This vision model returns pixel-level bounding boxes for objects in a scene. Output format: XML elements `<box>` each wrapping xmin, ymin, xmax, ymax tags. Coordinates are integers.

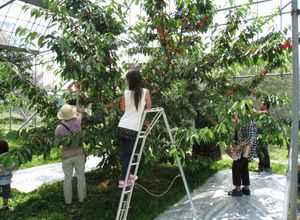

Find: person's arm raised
<box><xmin>120</xmin><ymin>94</ymin><xmax>125</xmax><ymax>112</ymax></box>
<box><xmin>145</xmin><ymin>89</ymin><xmax>152</xmax><ymax>109</ymax></box>
<box><xmin>67</xmin><ymin>82</ymin><xmax>74</xmax><ymax>92</ymax></box>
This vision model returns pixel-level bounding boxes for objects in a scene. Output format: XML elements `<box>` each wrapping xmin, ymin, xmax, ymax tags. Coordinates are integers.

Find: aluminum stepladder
<box><xmin>115</xmin><ymin>107</ymin><xmax>197</xmax><ymax>220</ymax></box>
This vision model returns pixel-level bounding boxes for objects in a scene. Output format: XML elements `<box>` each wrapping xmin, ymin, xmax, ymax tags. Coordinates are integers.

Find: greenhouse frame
<box><xmin>0</xmin><ymin>0</ymin><xmax>300</xmax><ymax>219</ymax></box>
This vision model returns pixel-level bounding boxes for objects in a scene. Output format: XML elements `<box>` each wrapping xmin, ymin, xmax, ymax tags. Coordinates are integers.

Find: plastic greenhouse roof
<box><xmin>0</xmin><ymin>0</ymin><xmax>50</xmax><ymax>52</ymax></box>
<box><xmin>0</xmin><ymin>0</ymin><xmax>293</xmax><ymax>54</ymax></box>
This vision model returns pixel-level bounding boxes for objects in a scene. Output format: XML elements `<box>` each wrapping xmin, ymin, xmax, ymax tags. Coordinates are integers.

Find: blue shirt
<box><xmin>0</xmin><ymin>163</ymin><xmax>13</xmax><ymax>185</ymax></box>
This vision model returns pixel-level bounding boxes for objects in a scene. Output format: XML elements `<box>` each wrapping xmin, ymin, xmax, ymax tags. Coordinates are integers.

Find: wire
<box><xmin>134</xmin><ymin>174</ymin><xmax>181</xmax><ymax>198</ymax></box>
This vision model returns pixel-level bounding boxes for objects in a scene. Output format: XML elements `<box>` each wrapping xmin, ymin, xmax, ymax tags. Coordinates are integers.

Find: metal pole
<box><xmin>162</xmin><ymin>112</ymin><xmax>197</xmax><ymax>219</ymax></box>
<box><xmin>9</xmin><ymin>60</ymin><xmax>12</xmax><ymax>131</ymax></box>
<box><xmin>283</xmin><ymin>0</ymin><xmax>299</xmax><ymax>219</ymax></box>
<box><xmin>17</xmin><ymin>111</ymin><xmax>37</xmax><ymax>131</ymax></box>
<box><xmin>0</xmin><ymin>0</ymin><xmax>14</xmax><ymax>10</ymax></box>
<box><xmin>34</xmin><ymin>55</ymin><xmax>37</xmax><ymax>128</ymax></box>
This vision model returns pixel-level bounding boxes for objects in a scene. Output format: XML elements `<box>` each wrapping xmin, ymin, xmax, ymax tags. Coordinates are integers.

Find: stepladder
<box><xmin>115</xmin><ymin>107</ymin><xmax>197</xmax><ymax>220</ymax></box>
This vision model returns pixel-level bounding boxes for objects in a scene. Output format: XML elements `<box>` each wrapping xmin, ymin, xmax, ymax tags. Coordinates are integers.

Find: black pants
<box><xmin>257</xmin><ymin>145</ymin><xmax>271</xmax><ymax>169</ymax></box>
<box><xmin>232</xmin><ymin>157</ymin><xmax>250</xmax><ymax>186</ymax></box>
<box><xmin>0</xmin><ymin>184</ymin><xmax>11</xmax><ymax>199</ymax></box>
<box><xmin>119</xmin><ymin>136</ymin><xmax>136</xmax><ymax>181</ymax></box>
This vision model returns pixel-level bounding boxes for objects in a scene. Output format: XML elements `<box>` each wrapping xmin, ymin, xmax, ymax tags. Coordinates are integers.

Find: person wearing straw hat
<box><xmin>55</xmin><ymin>104</ymin><xmax>86</xmax><ymax>205</ymax></box>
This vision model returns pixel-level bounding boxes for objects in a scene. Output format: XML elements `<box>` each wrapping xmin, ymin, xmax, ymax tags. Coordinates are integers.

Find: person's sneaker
<box><xmin>128</xmin><ymin>174</ymin><xmax>138</xmax><ymax>181</ymax></box>
<box><xmin>242</xmin><ymin>188</ymin><xmax>251</xmax><ymax>196</ymax></box>
<box><xmin>118</xmin><ymin>179</ymin><xmax>133</xmax><ymax>188</ymax></box>
<box><xmin>228</xmin><ymin>189</ymin><xmax>243</xmax><ymax>197</ymax></box>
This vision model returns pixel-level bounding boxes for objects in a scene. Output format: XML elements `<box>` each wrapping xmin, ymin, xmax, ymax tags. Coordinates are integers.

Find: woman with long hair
<box><xmin>117</xmin><ymin>69</ymin><xmax>152</xmax><ymax>188</ymax></box>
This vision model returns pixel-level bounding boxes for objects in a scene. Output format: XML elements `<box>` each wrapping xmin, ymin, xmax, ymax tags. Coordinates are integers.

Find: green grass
<box><xmin>0</xmin><ymin>160</ymin><xmax>232</xmax><ymax>220</ymax></box>
<box><xmin>269</xmin><ymin>145</ymin><xmax>289</xmax><ymax>163</ymax></box>
<box><xmin>0</xmin><ymin>143</ymin><xmax>293</xmax><ymax>219</ymax></box>
<box><xmin>19</xmin><ymin>148</ymin><xmax>62</xmax><ymax>169</ymax></box>
<box><xmin>0</xmin><ymin>158</ymin><xmax>289</xmax><ymax>220</ymax></box>
<box><xmin>2</xmin><ymin>139</ymin><xmax>62</xmax><ymax>170</ymax></box>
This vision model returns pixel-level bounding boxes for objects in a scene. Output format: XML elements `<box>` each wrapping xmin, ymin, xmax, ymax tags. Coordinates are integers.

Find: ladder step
<box><xmin>138</xmin><ymin>135</ymin><xmax>146</xmax><ymax>139</ymax></box>
<box><xmin>131</xmin><ymin>162</ymin><xmax>138</xmax><ymax>166</ymax></box>
<box><xmin>124</xmin><ymin>190</ymin><xmax>131</xmax><ymax>194</ymax></box>
<box><xmin>121</xmin><ymin>201</ymin><xmax>128</xmax><ymax>207</ymax></box>
<box><xmin>145</xmin><ymin>107</ymin><xmax>164</xmax><ymax>113</ymax></box>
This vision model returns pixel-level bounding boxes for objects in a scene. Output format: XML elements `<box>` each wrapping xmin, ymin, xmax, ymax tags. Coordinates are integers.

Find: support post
<box><xmin>283</xmin><ymin>1</ymin><xmax>299</xmax><ymax>219</ymax></box>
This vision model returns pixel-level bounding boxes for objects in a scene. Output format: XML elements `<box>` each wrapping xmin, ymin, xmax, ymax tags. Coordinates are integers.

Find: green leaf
<box><xmin>38</xmin><ymin>35</ymin><xmax>45</xmax><ymax>47</ymax></box>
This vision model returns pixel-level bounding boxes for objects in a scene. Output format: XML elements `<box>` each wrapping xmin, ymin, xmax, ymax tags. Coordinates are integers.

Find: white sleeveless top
<box><xmin>118</xmin><ymin>88</ymin><xmax>147</xmax><ymax>131</ymax></box>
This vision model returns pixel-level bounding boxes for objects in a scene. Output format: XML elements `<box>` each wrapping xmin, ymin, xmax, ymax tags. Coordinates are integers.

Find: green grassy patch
<box><xmin>0</xmin><ymin>159</ymin><xmax>233</xmax><ymax>220</ymax></box>
<box><xmin>269</xmin><ymin>145</ymin><xmax>289</xmax><ymax>163</ymax></box>
<box><xmin>0</xmin><ymin>157</ymin><xmax>292</xmax><ymax>219</ymax></box>
<box><xmin>19</xmin><ymin>148</ymin><xmax>62</xmax><ymax>169</ymax></box>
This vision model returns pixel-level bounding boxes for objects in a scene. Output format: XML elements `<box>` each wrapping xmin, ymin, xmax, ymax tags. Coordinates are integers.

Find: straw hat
<box><xmin>57</xmin><ymin>104</ymin><xmax>77</xmax><ymax>121</ymax></box>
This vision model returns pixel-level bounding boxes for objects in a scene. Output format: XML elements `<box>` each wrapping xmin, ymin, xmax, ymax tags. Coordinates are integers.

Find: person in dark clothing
<box><xmin>192</xmin><ymin>113</ymin><xmax>221</xmax><ymax>161</ymax></box>
<box><xmin>256</xmin><ymin>101</ymin><xmax>272</xmax><ymax>173</ymax></box>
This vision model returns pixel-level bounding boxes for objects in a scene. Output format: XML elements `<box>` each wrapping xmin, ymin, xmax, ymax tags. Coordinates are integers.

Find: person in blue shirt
<box><xmin>0</xmin><ymin>140</ymin><xmax>16</xmax><ymax>211</ymax></box>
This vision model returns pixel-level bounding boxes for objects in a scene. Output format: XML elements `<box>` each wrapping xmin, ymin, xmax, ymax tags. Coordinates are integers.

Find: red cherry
<box><xmin>260</xmin><ymin>68</ymin><xmax>268</xmax><ymax>76</ymax></box>
<box><xmin>226</xmin><ymin>91</ymin><xmax>234</xmax><ymax>96</ymax></box>
<box><xmin>83</xmin><ymin>10</ymin><xmax>91</xmax><ymax>18</ymax></box>
<box><xmin>107</xmin><ymin>104</ymin><xmax>114</xmax><ymax>109</ymax></box>
<box><xmin>106</xmin><ymin>56</ymin><xmax>112</xmax><ymax>62</ymax></box>
<box><xmin>199</xmin><ymin>20</ymin><xmax>205</xmax><ymax>29</ymax></box>
<box><xmin>283</xmin><ymin>41</ymin><xmax>292</xmax><ymax>49</ymax></box>
<box><xmin>230</xmin><ymin>85</ymin><xmax>237</xmax><ymax>89</ymax></box>
<box><xmin>181</xmin><ymin>18</ymin><xmax>188</xmax><ymax>25</ymax></box>
<box><xmin>166</xmin><ymin>44</ymin><xmax>170</xmax><ymax>49</ymax></box>
<box><xmin>165</xmin><ymin>38</ymin><xmax>171</xmax><ymax>43</ymax></box>
<box><xmin>160</xmin><ymin>33</ymin><xmax>167</xmax><ymax>38</ymax></box>
<box><xmin>282</xmin><ymin>41</ymin><xmax>292</xmax><ymax>50</ymax></box>
<box><xmin>156</xmin><ymin>26</ymin><xmax>162</xmax><ymax>33</ymax></box>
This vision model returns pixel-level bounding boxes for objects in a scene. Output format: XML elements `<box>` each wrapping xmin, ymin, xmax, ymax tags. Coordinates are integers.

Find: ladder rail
<box><xmin>162</xmin><ymin>112</ymin><xmax>197</xmax><ymax>219</ymax></box>
<box><xmin>123</xmin><ymin>133</ymin><xmax>148</xmax><ymax>220</ymax></box>
<box><xmin>145</xmin><ymin>111</ymin><xmax>163</xmax><ymax>136</ymax></box>
<box><xmin>116</xmin><ymin>109</ymin><xmax>159</xmax><ymax>220</ymax></box>
<box><xmin>116</xmin><ymin>108</ymin><xmax>197</xmax><ymax>220</ymax></box>
<box><xmin>144</xmin><ymin>107</ymin><xmax>164</xmax><ymax>113</ymax></box>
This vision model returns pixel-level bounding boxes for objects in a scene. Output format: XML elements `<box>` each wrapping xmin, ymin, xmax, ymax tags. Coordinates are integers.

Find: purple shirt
<box><xmin>55</xmin><ymin>117</ymin><xmax>84</xmax><ymax>159</ymax></box>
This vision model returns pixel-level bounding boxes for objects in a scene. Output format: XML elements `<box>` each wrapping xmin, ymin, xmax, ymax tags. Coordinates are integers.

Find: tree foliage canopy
<box><xmin>0</xmin><ymin>0</ymin><xmax>291</xmax><ymax>169</ymax></box>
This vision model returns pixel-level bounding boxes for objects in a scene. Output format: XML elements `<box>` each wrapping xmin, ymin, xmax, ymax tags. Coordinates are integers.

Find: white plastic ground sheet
<box><xmin>155</xmin><ymin>170</ymin><xmax>285</xmax><ymax>220</ymax></box>
<box><xmin>11</xmin><ymin>155</ymin><xmax>102</xmax><ymax>193</ymax></box>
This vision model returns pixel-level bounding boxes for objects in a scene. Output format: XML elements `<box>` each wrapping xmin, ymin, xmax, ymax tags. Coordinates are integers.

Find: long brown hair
<box><xmin>126</xmin><ymin>70</ymin><xmax>144</xmax><ymax>110</ymax></box>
